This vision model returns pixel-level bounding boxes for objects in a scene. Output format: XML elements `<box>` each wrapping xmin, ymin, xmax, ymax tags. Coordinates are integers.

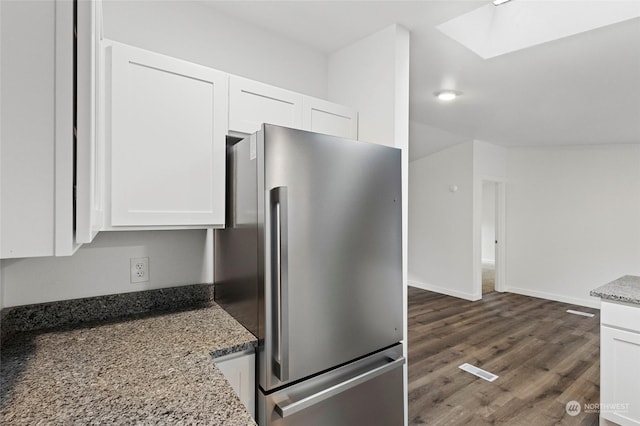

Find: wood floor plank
<box><xmin>408</xmin><ymin>285</ymin><xmax>600</xmax><ymax>426</ymax></box>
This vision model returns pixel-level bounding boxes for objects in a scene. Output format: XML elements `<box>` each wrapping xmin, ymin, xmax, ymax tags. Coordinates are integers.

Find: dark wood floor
<box><xmin>408</xmin><ymin>278</ymin><xmax>600</xmax><ymax>425</ymax></box>
<box><xmin>482</xmin><ymin>264</ymin><xmax>495</xmax><ymax>295</ymax></box>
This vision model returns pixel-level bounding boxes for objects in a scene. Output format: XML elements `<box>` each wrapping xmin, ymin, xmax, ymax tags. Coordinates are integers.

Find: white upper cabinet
<box><xmin>0</xmin><ymin>0</ymin><xmax>76</xmax><ymax>259</ymax></box>
<box><xmin>302</xmin><ymin>96</ymin><xmax>358</xmax><ymax>140</ymax></box>
<box><xmin>229</xmin><ymin>75</ymin><xmax>303</xmax><ymax>134</ymax></box>
<box><xmin>75</xmin><ymin>0</ymin><xmax>103</xmax><ymax>244</ymax></box>
<box><xmin>107</xmin><ymin>43</ymin><xmax>228</xmax><ymax>227</ymax></box>
<box><xmin>1</xmin><ymin>0</ymin><xmax>360</xmax><ymax>254</ymax></box>
<box><xmin>228</xmin><ymin>75</ymin><xmax>358</xmax><ymax>139</ymax></box>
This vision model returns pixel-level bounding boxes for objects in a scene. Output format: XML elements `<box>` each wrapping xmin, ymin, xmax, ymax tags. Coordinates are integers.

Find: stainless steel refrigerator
<box><xmin>215</xmin><ymin>124</ymin><xmax>404</xmax><ymax>425</ymax></box>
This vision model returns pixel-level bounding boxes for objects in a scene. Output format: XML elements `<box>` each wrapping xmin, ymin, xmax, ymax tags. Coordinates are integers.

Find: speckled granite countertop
<box><xmin>590</xmin><ymin>275</ymin><xmax>640</xmax><ymax>305</ymax></box>
<box><xmin>1</xmin><ymin>304</ymin><xmax>257</xmax><ymax>425</ymax></box>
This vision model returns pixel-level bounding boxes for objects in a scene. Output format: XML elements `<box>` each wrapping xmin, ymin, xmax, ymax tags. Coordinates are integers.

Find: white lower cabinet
<box><xmin>215</xmin><ymin>350</ymin><xmax>256</xmax><ymax>419</ymax></box>
<box><xmin>600</xmin><ymin>301</ymin><xmax>640</xmax><ymax>426</ymax></box>
<box><xmin>106</xmin><ymin>43</ymin><xmax>228</xmax><ymax>228</ymax></box>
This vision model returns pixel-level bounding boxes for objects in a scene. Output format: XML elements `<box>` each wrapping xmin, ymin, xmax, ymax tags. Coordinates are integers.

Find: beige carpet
<box><xmin>482</xmin><ymin>262</ymin><xmax>495</xmax><ymax>294</ymax></box>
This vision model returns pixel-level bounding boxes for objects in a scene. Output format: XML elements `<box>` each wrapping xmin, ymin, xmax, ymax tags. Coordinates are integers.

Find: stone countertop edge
<box><xmin>0</xmin><ymin>283</ymin><xmax>217</xmax><ymax>339</ymax></box>
<box><xmin>1</xmin><ymin>302</ymin><xmax>258</xmax><ymax>425</ymax></box>
<box><xmin>590</xmin><ymin>275</ymin><xmax>640</xmax><ymax>305</ymax></box>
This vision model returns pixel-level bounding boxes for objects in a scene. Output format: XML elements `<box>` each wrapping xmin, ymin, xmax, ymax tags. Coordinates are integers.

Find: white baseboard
<box><xmin>505</xmin><ymin>286</ymin><xmax>601</xmax><ymax>309</ymax></box>
<box><xmin>408</xmin><ymin>280</ymin><xmax>480</xmax><ymax>302</ymax></box>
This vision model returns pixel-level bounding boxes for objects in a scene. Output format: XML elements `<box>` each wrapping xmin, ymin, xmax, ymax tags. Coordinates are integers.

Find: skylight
<box><xmin>437</xmin><ymin>0</ymin><xmax>640</xmax><ymax>59</ymax></box>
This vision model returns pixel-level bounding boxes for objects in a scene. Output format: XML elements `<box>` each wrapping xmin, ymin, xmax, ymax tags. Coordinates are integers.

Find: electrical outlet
<box><xmin>130</xmin><ymin>257</ymin><xmax>149</xmax><ymax>283</ymax></box>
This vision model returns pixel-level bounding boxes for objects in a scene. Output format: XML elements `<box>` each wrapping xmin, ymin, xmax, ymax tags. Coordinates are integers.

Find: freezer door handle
<box><xmin>274</xmin><ymin>355</ymin><xmax>405</xmax><ymax>418</ymax></box>
<box><xmin>270</xmin><ymin>186</ymin><xmax>289</xmax><ymax>382</ymax></box>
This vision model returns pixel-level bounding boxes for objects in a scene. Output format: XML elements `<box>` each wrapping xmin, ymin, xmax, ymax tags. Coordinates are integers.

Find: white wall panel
<box><xmin>102</xmin><ymin>0</ymin><xmax>327</xmax><ymax>99</ymax></box>
<box><xmin>505</xmin><ymin>144</ymin><xmax>640</xmax><ymax>308</ymax></box>
<box><xmin>408</xmin><ymin>142</ymin><xmax>476</xmax><ymax>300</ymax></box>
<box><xmin>328</xmin><ymin>25</ymin><xmax>398</xmax><ymax>147</ymax></box>
<box><xmin>2</xmin><ymin>230</ymin><xmax>211</xmax><ymax>307</ymax></box>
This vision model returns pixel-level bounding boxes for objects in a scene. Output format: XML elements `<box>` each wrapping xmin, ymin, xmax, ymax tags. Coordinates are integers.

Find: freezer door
<box><xmin>259</xmin><ymin>345</ymin><xmax>405</xmax><ymax>426</ymax></box>
<box><xmin>261</xmin><ymin>125</ymin><xmax>403</xmax><ymax>390</ymax></box>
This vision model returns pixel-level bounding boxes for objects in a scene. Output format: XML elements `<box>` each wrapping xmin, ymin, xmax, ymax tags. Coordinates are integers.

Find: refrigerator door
<box><xmin>261</xmin><ymin>125</ymin><xmax>403</xmax><ymax>390</ymax></box>
<box><xmin>259</xmin><ymin>345</ymin><xmax>404</xmax><ymax>426</ymax></box>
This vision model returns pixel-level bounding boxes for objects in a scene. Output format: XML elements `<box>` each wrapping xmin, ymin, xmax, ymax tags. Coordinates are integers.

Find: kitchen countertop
<box><xmin>590</xmin><ymin>275</ymin><xmax>640</xmax><ymax>305</ymax></box>
<box><xmin>0</xmin><ymin>303</ymin><xmax>257</xmax><ymax>425</ymax></box>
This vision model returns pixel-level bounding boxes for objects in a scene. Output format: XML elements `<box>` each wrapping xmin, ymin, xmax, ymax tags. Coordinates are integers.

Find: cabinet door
<box><xmin>108</xmin><ymin>43</ymin><xmax>228</xmax><ymax>227</ymax></box>
<box><xmin>229</xmin><ymin>75</ymin><xmax>302</xmax><ymax>134</ymax></box>
<box><xmin>215</xmin><ymin>350</ymin><xmax>256</xmax><ymax>419</ymax></box>
<box><xmin>601</xmin><ymin>325</ymin><xmax>640</xmax><ymax>425</ymax></box>
<box><xmin>76</xmin><ymin>0</ymin><xmax>102</xmax><ymax>244</ymax></box>
<box><xmin>302</xmin><ymin>96</ymin><xmax>358</xmax><ymax>139</ymax></box>
<box><xmin>1</xmin><ymin>0</ymin><xmax>76</xmax><ymax>258</ymax></box>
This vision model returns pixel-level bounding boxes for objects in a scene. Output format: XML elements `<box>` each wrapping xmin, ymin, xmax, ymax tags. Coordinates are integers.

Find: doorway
<box><xmin>481</xmin><ymin>181</ymin><xmax>497</xmax><ymax>295</ymax></box>
<box><xmin>476</xmin><ymin>178</ymin><xmax>505</xmax><ymax>298</ymax></box>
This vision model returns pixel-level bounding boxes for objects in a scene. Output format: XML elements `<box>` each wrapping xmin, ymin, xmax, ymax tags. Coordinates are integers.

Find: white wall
<box><xmin>409</xmin><ymin>140</ymin><xmax>506</xmax><ymax>300</ymax></box>
<box><xmin>1</xmin><ymin>230</ymin><xmax>213</xmax><ymax>307</ymax></box>
<box><xmin>102</xmin><ymin>0</ymin><xmax>327</xmax><ymax>98</ymax></box>
<box><xmin>408</xmin><ymin>142</ymin><xmax>475</xmax><ymax>300</ymax></box>
<box><xmin>0</xmin><ymin>1</ymin><xmax>4</xmax><ymax>311</ymax></box>
<box><xmin>474</xmin><ymin>140</ymin><xmax>508</xmax><ymax>178</ymax></box>
<box><xmin>482</xmin><ymin>182</ymin><xmax>496</xmax><ymax>263</ymax></box>
<box><xmin>506</xmin><ymin>144</ymin><xmax>640</xmax><ymax>308</ymax></box>
<box><xmin>328</xmin><ymin>25</ymin><xmax>405</xmax><ymax>147</ymax></box>
<box><xmin>409</xmin><ymin>120</ymin><xmax>471</xmax><ymax>162</ymax></box>
<box><xmin>0</xmin><ymin>1</ymin><xmax>329</xmax><ymax>308</ymax></box>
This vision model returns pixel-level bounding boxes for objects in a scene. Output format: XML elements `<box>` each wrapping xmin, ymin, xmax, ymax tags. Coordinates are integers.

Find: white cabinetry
<box><xmin>229</xmin><ymin>75</ymin><xmax>302</xmax><ymax>135</ymax></box>
<box><xmin>600</xmin><ymin>300</ymin><xmax>640</xmax><ymax>425</ymax></box>
<box><xmin>76</xmin><ymin>0</ymin><xmax>102</xmax><ymax>244</ymax></box>
<box><xmin>0</xmin><ymin>0</ymin><xmax>76</xmax><ymax>258</ymax></box>
<box><xmin>1</xmin><ymin>1</ymin><xmax>360</xmax><ymax>253</ymax></box>
<box><xmin>215</xmin><ymin>349</ymin><xmax>256</xmax><ymax>419</ymax></box>
<box><xmin>229</xmin><ymin>75</ymin><xmax>358</xmax><ymax>139</ymax></box>
<box><xmin>106</xmin><ymin>43</ymin><xmax>228</xmax><ymax>227</ymax></box>
<box><xmin>302</xmin><ymin>96</ymin><xmax>358</xmax><ymax>139</ymax></box>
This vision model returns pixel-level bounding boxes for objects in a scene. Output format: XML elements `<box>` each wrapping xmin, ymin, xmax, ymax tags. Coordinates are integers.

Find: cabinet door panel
<box><xmin>601</xmin><ymin>326</ymin><xmax>640</xmax><ymax>425</ymax></box>
<box><xmin>76</xmin><ymin>0</ymin><xmax>102</xmax><ymax>244</ymax></box>
<box><xmin>215</xmin><ymin>351</ymin><xmax>256</xmax><ymax>419</ymax></box>
<box><xmin>0</xmin><ymin>0</ymin><xmax>56</xmax><ymax>258</ymax></box>
<box><xmin>302</xmin><ymin>96</ymin><xmax>358</xmax><ymax>139</ymax></box>
<box><xmin>109</xmin><ymin>44</ymin><xmax>227</xmax><ymax>227</ymax></box>
<box><xmin>229</xmin><ymin>76</ymin><xmax>302</xmax><ymax>134</ymax></box>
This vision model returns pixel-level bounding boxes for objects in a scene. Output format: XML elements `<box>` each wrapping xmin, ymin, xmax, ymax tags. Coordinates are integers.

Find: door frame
<box><xmin>473</xmin><ymin>176</ymin><xmax>506</xmax><ymax>298</ymax></box>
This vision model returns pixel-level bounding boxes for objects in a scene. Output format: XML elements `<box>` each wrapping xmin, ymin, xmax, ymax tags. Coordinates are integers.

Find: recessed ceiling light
<box><xmin>493</xmin><ymin>0</ymin><xmax>513</xmax><ymax>6</ymax></box>
<box><xmin>435</xmin><ymin>90</ymin><xmax>462</xmax><ymax>101</ymax></box>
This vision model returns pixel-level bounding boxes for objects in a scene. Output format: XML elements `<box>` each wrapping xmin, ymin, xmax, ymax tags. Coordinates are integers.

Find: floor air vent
<box><xmin>458</xmin><ymin>363</ymin><xmax>499</xmax><ymax>382</ymax></box>
<box><xmin>566</xmin><ymin>309</ymin><xmax>595</xmax><ymax>318</ymax></box>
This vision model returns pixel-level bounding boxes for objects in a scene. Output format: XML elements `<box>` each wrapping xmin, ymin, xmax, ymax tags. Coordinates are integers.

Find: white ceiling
<box><xmin>201</xmin><ymin>1</ymin><xmax>640</xmax><ymax>160</ymax></box>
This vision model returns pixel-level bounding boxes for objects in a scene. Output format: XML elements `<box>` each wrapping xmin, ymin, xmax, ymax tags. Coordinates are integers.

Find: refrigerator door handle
<box><xmin>274</xmin><ymin>355</ymin><xmax>405</xmax><ymax>418</ymax></box>
<box><xmin>270</xmin><ymin>186</ymin><xmax>289</xmax><ymax>382</ymax></box>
